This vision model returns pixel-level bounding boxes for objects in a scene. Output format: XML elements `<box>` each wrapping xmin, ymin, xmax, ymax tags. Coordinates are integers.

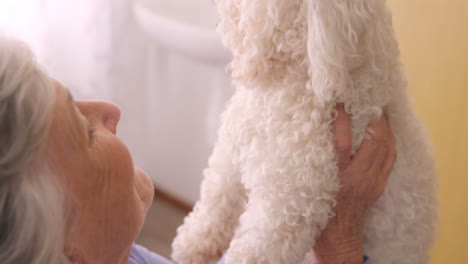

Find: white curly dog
<box><xmin>172</xmin><ymin>0</ymin><xmax>437</xmax><ymax>263</ymax></box>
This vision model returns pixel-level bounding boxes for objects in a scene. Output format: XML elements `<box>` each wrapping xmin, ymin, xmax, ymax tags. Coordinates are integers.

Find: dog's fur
<box><xmin>172</xmin><ymin>0</ymin><xmax>437</xmax><ymax>263</ymax></box>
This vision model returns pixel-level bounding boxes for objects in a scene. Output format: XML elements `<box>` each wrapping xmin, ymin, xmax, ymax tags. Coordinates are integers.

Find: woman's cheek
<box><xmin>87</xmin><ymin>134</ymin><xmax>136</xmax><ymax>194</ymax></box>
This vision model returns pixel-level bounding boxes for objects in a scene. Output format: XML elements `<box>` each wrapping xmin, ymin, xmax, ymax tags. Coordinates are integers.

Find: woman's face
<box><xmin>47</xmin><ymin>81</ymin><xmax>154</xmax><ymax>263</ymax></box>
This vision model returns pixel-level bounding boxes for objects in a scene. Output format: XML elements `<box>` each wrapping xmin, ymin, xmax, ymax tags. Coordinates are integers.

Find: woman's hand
<box><xmin>313</xmin><ymin>105</ymin><xmax>397</xmax><ymax>264</ymax></box>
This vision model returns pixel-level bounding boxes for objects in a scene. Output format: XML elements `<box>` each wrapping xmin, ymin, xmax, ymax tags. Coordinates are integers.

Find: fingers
<box><xmin>333</xmin><ymin>104</ymin><xmax>352</xmax><ymax>169</ymax></box>
<box><xmin>350</xmin><ymin>137</ymin><xmax>382</xmax><ymax>173</ymax></box>
<box><xmin>368</xmin><ymin>142</ymin><xmax>388</xmax><ymax>175</ymax></box>
<box><xmin>350</xmin><ymin>115</ymin><xmax>393</xmax><ymax>175</ymax></box>
<box><xmin>367</xmin><ymin>113</ymin><xmax>391</xmax><ymax>143</ymax></box>
<box><xmin>371</xmin><ymin>119</ymin><xmax>396</xmax><ymax>198</ymax></box>
<box><xmin>349</xmin><ymin>115</ymin><xmax>397</xmax><ymax>200</ymax></box>
<box><xmin>380</xmin><ymin>119</ymin><xmax>397</xmax><ymax>184</ymax></box>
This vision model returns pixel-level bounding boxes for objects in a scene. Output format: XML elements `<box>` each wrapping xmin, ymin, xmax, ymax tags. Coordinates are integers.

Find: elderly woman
<box><xmin>0</xmin><ymin>35</ymin><xmax>395</xmax><ymax>264</ymax></box>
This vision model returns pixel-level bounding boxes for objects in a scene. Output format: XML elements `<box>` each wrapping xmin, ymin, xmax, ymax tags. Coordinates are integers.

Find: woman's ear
<box><xmin>66</xmin><ymin>247</ymin><xmax>88</xmax><ymax>264</ymax></box>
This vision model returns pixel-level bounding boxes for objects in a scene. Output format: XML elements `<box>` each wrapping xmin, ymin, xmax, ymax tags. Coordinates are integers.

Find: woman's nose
<box><xmin>76</xmin><ymin>101</ymin><xmax>121</xmax><ymax>135</ymax></box>
<box><xmin>101</xmin><ymin>102</ymin><xmax>121</xmax><ymax>135</ymax></box>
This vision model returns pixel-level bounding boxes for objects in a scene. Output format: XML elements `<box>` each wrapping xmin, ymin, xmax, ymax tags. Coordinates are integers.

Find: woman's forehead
<box><xmin>54</xmin><ymin>81</ymin><xmax>72</xmax><ymax>105</ymax></box>
<box><xmin>48</xmin><ymin>82</ymin><xmax>85</xmax><ymax>152</ymax></box>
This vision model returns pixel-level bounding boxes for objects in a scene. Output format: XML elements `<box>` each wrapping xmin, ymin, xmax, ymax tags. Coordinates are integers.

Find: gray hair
<box><xmin>0</xmin><ymin>34</ymin><xmax>68</xmax><ymax>263</ymax></box>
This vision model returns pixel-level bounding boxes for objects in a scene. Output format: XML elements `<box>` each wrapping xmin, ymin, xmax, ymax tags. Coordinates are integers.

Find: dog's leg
<box><xmin>225</xmin><ymin>169</ymin><xmax>339</xmax><ymax>264</ymax></box>
<box><xmin>171</xmin><ymin>141</ymin><xmax>245</xmax><ymax>264</ymax></box>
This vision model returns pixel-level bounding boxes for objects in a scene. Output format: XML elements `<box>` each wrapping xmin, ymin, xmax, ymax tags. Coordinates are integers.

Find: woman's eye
<box><xmin>87</xmin><ymin>120</ymin><xmax>96</xmax><ymax>143</ymax></box>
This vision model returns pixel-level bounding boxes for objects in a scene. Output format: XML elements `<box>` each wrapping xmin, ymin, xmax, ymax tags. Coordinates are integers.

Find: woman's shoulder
<box><xmin>129</xmin><ymin>244</ymin><xmax>173</xmax><ymax>264</ymax></box>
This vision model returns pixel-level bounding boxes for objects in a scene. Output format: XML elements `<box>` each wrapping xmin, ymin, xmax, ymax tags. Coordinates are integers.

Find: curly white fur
<box><xmin>172</xmin><ymin>0</ymin><xmax>437</xmax><ymax>263</ymax></box>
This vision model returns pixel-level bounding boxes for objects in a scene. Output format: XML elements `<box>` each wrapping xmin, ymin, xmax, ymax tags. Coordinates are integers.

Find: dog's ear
<box><xmin>305</xmin><ymin>0</ymin><xmax>358</xmax><ymax>103</ymax></box>
<box><xmin>305</xmin><ymin>0</ymin><xmax>398</xmax><ymax>106</ymax></box>
<box><xmin>305</xmin><ymin>0</ymin><xmax>386</xmax><ymax>104</ymax></box>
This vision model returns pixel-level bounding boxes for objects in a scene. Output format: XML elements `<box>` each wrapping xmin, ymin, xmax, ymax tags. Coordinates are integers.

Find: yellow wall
<box><xmin>387</xmin><ymin>0</ymin><xmax>468</xmax><ymax>263</ymax></box>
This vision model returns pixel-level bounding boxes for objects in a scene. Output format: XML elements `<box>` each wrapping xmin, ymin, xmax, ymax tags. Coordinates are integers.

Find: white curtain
<box><xmin>0</xmin><ymin>0</ymin><xmax>234</xmax><ymax>204</ymax></box>
<box><xmin>0</xmin><ymin>0</ymin><xmax>114</xmax><ymax>99</ymax></box>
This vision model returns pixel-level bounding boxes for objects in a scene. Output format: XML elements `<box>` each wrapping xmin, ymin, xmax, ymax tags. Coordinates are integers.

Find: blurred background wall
<box><xmin>0</xmin><ymin>0</ymin><xmax>235</xmax><ymax>204</ymax></box>
<box><xmin>387</xmin><ymin>0</ymin><xmax>468</xmax><ymax>263</ymax></box>
<box><xmin>0</xmin><ymin>0</ymin><xmax>466</xmax><ymax>263</ymax></box>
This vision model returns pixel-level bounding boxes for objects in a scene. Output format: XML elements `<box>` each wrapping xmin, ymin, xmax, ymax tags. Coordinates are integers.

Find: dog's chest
<box><xmin>223</xmin><ymin>87</ymin><xmax>374</xmax><ymax>176</ymax></box>
<box><xmin>227</xmin><ymin>88</ymin><xmax>320</xmax><ymax>143</ymax></box>
<box><xmin>222</xmin><ymin>89</ymin><xmax>337</xmax><ymax>178</ymax></box>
